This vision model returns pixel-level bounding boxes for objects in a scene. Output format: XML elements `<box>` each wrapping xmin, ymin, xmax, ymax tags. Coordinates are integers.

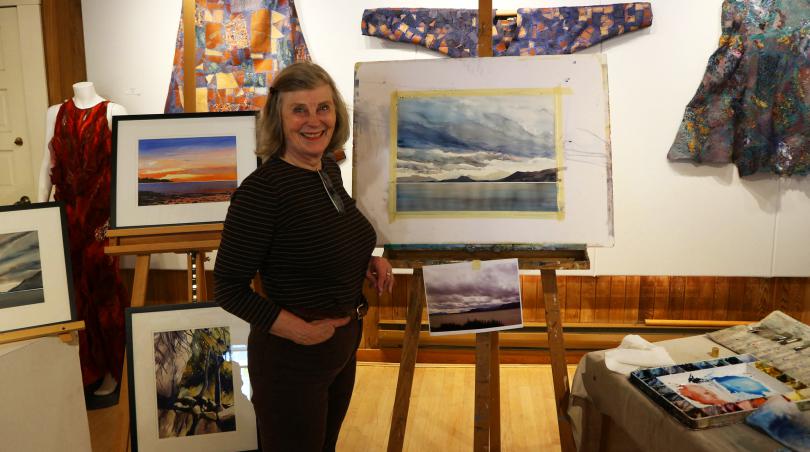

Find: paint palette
<box><xmin>630</xmin><ymin>354</ymin><xmax>810</xmax><ymax>429</ymax></box>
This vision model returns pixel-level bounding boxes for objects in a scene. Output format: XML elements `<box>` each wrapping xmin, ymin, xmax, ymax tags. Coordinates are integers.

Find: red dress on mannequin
<box><xmin>49</xmin><ymin>99</ymin><xmax>128</xmax><ymax>387</ymax></box>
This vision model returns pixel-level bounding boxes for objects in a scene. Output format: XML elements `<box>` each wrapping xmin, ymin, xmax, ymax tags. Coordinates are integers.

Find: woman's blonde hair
<box><xmin>255</xmin><ymin>62</ymin><xmax>349</xmax><ymax>162</ymax></box>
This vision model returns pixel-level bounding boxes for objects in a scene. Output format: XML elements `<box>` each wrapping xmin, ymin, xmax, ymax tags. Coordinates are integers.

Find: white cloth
<box><xmin>604</xmin><ymin>334</ymin><xmax>676</xmax><ymax>375</ymax></box>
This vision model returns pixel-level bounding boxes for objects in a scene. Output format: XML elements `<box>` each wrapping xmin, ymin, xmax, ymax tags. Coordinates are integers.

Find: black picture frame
<box><xmin>0</xmin><ymin>202</ymin><xmax>76</xmax><ymax>333</ymax></box>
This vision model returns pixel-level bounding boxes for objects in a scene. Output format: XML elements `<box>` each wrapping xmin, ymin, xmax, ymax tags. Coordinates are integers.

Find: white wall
<box><xmin>81</xmin><ymin>0</ymin><xmax>810</xmax><ymax>276</ymax></box>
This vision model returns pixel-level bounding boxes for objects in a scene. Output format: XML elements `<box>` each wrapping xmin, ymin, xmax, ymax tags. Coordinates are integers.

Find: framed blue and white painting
<box><xmin>0</xmin><ymin>202</ymin><xmax>76</xmax><ymax>333</ymax></box>
<box><xmin>353</xmin><ymin>56</ymin><xmax>613</xmax><ymax>246</ymax></box>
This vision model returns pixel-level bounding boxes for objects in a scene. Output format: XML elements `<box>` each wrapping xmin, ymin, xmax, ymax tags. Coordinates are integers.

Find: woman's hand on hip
<box><xmin>270</xmin><ymin>309</ymin><xmax>351</xmax><ymax>345</ymax></box>
<box><xmin>366</xmin><ymin>256</ymin><xmax>395</xmax><ymax>295</ymax></box>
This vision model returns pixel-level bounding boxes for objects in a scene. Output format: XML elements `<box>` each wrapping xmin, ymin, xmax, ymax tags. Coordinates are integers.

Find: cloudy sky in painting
<box><xmin>396</xmin><ymin>94</ymin><xmax>556</xmax><ymax>181</ymax></box>
<box><xmin>424</xmin><ymin>259</ymin><xmax>521</xmax><ymax>315</ymax></box>
<box><xmin>0</xmin><ymin>231</ymin><xmax>42</xmax><ymax>293</ymax></box>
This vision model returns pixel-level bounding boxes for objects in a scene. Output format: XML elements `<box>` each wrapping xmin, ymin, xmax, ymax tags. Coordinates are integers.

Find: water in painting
<box><xmin>153</xmin><ymin>326</ymin><xmax>237</xmax><ymax>438</ymax></box>
<box><xmin>138</xmin><ymin>136</ymin><xmax>238</xmax><ymax>206</ymax></box>
<box><xmin>396</xmin><ymin>92</ymin><xmax>559</xmax><ymax>213</ymax></box>
<box><xmin>424</xmin><ymin>259</ymin><xmax>523</xmax><ymax>335</ymax></box>
<box><xmin>0</xmin><ymin>231</ymin><xmax>44</xmax><ymax>309</ymax></box>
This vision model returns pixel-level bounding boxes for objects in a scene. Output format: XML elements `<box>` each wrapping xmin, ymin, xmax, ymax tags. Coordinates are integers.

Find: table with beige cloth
<box><xmin>568</xmin><ymin>335</ymin><xmax>786</xmax><ymax>452</ymax></box>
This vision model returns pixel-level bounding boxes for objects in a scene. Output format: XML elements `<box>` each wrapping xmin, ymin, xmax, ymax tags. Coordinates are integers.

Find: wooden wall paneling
<box><xmin>204</xmin><ymin>269</ymin><xmax>215</xmax><ymax>301</ymax></box>
<box><xmin>41</xmin><ymin>0</ymin><xmax>87</xmax><ymax>105</ymax></box>
<box><xmin>536</xmin><ymin>276</ymin><xmax>546</xmax><ymax>322</ymax></box>
<box><xmin>668</xmin><ymin>277</ymin><xmax>685</xmax><ymax>320</ymax></box>
<box><xmin>608</xmin><ymin>276</ymin><xmax>626</xmax><ymax>324</ymax></box>
<box><xmin>713</xmin><ymin>277</ymin><xmax>730</xmax><ymax>320</ymax></box>
<box><xmin>697</xmin><ymin>277</ymin><xmax>715</xmax><ymax>320</ymax></box>
<box><xmin>398</xmin><ymin>274</ymin><xmax>412</xmax><ymax>321</ymax></box>
<box><xmin>362</xmin><ymin>283</ymin><xmax>380</xmax><ymax>348</ymax></box>
<box><xmin>786</xmin><ymin>277</ymin><xmax>807</xmax><ymax>320</ymax></box>
<box><xmin>772</xmin><ymin>277</ymin><xmax>810</xmax><ymax>321</ymax></box>
<box><xmin>122</xmin><ymin>270</ymin><xmax>810</xmax><ymax>331</ymax></box>
<box><xmin>624</xmin><ymin>276</ymin><xmax>641</xmax><ymax>324</ymax></box>
<box><xmin>594</xmin><ymin>276</ymin><xmax>611</xmax><ymax>323</ymax></box>
<box><xmin>381</xmin><ymin>274</ymin><xmax>399</xmax><ymax>320</ymax></box>
<box><xmin>746</xmin><ymin>277</ymin><xmax>773</xmax><ymax>321</ymax></box>
<box><xmin>727</xmin><ymin>277</ymin><xmax>748</xmax><ymax>320</ymax></box>
<box><xmin>521</xmin><ymin>275</ymin><xmax>541</xmax><ymax>322</ymax></box>
<box><xmin>683</xmin><ymin>277</ymin><xmax>699</xmax><ymax>320</ymax></box>
<box><xmin>797</xmin><ymin>278</ymin><xmax>810</xmax><ymax>324</ymax></box>
<box><xmin>772</xmin><ymin>278</ymin><xmax>791</xmax><ymax>318</ymax></box>
<box><xmin>564</xmin><ymin>276</ymin><xmax>582</xmax><ymax>324</ymax></box>
<box><xmin>557</xmin><ymin>276</ymin><xmax>567</xmax><ymax>324</ymax></box>
<box><xmin>638</xmin><ymin>276</ymin><xmax>656</xmax><ymax>321</ymax></box>
<box><xmin>579</xmin><ymin>277</ymin><xmax>596</xmax><ymax>323</ymax></box>
<box><xmin>652</xmin><ymin>277</ymin><xmax>670</xmax><ymax>320</ymax></box>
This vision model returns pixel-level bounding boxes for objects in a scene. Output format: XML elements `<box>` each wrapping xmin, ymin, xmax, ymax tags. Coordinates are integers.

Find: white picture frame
<box><xmin>353</xmin><ymin>55</ymin><xmax>614</xmax><ymax>246</ymax></box>
<box><xmin>0</xmin><ymin>202</ymin><xmax>76</xmax><ymax>333</ymax></box>
<box><xmin>111</xmin><ymin>112</ymin><xmax>258</xmax><ymax>228</ymax></box>
<box><xmin>126</xmin><ymin>302</ymin><xmax>257</xmax><ymax>452</ymax></box>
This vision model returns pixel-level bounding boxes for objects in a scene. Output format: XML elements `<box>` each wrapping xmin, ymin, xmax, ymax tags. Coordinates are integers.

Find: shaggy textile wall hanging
<box><xmin>165</xmin><ymin>0</ymin><xmax>310</xmax><ymax>113</ymax></box>
<box><xmin>360</xmin><ymin>3</ymin><xmax>653</xmax><ymax>58</ymax></box>
<box><xmin>667</xmin><ymin>0</ymin><xmax>809</xmax><ymax>176</ymax></box>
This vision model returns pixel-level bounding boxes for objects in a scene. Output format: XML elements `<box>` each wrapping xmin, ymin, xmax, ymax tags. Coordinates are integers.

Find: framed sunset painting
<box><xmin>112</xmin><ymin>112</ymin><xmax>258</xmax><ymax>228</ymax></box>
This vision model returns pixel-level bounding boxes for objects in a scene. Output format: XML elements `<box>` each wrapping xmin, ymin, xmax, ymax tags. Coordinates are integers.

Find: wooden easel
<box><xmin>0</xmin><ymin>320</ymin><xmax>85</xmax><ymax>346</ymax></box>
<box><xmin>104</xmin><ymin>223</ymin><xmax>222</xmax><ymax>451</ymax></box>
<box><xmin>105</xmin><ymin>223</ymin><xmax>222</xmax><ymax>307</ymax></box>
<box><xmin>384</xmin><ymin>246</ymin><xmax>589</xmax><ymax>452</ymax></box>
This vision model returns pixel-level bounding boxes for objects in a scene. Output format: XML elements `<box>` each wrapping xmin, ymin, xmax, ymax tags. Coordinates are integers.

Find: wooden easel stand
<box><xmin>0</xmin><ymin>320</ymin><xmax>85</xmax><ymax>346</ymax></box>
<box><xmin>105</xmin><ymin>223</ymin><xmax>221</xmax><ymax>307</ymax></box>
<box><xmin>384</xmin><ymin>248</ymin><xmax>587</xmax><ymax>452</ymax></box>
<box><xmin>104</xmin><ymin>223</ymin><xmax>223</xmax><ymax>452</ymax></box>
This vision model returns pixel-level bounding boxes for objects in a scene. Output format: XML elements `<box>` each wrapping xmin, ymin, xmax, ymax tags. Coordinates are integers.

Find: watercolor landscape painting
<box><xmin>423</xmin><ymin>259</ymin><xmax>523</xmax><ymax>336</ymax></box>
<box><xmin>153</xmin><ymin>326</ymin><xmax>236</xmax><ymax>438</ymax></box>
<box><xmin>138</xmin><ymin>136</ymin><xmax>238</xmax><ymax>206</ymax></box>
<box><xmin>394</xmin><ymin>91</ymin><xmax>560</xmax><ymax>214</ymax></box>
<box><xmin>0</xmin><ymin>231</ymin><xmax>44</xmax><ymax>309</ymax></box>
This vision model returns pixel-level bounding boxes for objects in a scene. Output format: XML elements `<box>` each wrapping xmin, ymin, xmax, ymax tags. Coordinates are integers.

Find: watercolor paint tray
<box><xmin>630</xmin><ymin>354</ymin><xmax>810</xmax><ymax>429</ymax></box>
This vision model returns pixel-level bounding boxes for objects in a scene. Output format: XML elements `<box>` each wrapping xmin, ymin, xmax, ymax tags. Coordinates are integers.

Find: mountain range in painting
<box><xmin>0</xmin><ymin>230</ymin><xmax>45</xmax><ymax>309</ymax></box>
<box><xmin>398</xmin><ymin>168</ymin><xmax>557</xmax><ymax>183</ymax></box>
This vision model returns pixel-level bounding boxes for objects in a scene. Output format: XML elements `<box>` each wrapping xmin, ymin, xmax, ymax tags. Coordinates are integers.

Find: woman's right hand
<box><xmin>269</xmin><ymin>309</ymin><xmax>351</xmax><ymax>345</ymax></box>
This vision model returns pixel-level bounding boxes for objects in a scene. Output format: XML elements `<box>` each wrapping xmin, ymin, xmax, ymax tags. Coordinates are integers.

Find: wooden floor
<box><xmin>88</xmin><ymin>363</ymin><xmax>577</xmax><ymax>452</ymax></box>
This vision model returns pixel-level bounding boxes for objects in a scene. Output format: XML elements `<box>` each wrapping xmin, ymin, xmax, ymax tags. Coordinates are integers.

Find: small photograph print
<box><xmin>0</xmin><ymin>231</ymin><xmax>44</xmax><ymax>309</ymax></box>
<box><xmin>154</xmin><ymin>326</ymin><xmax>236</xmax><ymax>438</ymax></box>
<box><xmin>658</xmin><ymin>362</ymin><xmax>791</xmax><ymax>409</ymax></box>
<box><xmin>423</xmin><ymin>258</ymin><xmax>523</xmax><ymax>336</ymax></box>
<box><xmin>138</xmin><ymin>136</ymin><xmax>238</xmax><ymax>206</ymax></box>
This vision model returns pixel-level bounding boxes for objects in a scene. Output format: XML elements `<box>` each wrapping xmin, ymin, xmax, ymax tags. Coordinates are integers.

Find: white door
<box><xmin>0</xmin><ymin>7</ymin><xmax>33</xmax><ymax>205</ymax></box>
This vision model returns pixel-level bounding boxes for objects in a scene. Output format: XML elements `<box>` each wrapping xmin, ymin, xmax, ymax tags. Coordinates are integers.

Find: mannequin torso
<box><xmin>38</xmin><ymin>81</ymin><xmax>129</xmax><ymax>399</ymax></box>
<box><xmin>38</xmin><ymin>82</ymin><xmax>127</xmax><ymax>202</ymax></box>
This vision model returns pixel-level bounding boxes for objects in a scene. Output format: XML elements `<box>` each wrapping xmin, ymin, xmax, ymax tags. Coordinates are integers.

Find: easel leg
<box><xmin>541</xmin><ymin>269</ymin><xmax>576</xmax><ymax>452</ymax></box>
<box><xmin>120</xmin><ymin>254</ymin><xmax>151</xmax><ymax>451</ymax></box>
<box><xmin>490</xmin><ymin>332</ymin><xmax>500</xmax><ymax>452</ymax></box>
<box><xmin>473</xmin><ymin>333</ymin><xmax>500</xmax><ymax>452</ymax></box>
<box><xmin>387</xmin><ymin>269</ymin><xmax>424</xmax><ymax>452</ymax></box>
<box><xmin>131</xmin><ymin>254</ymin><xmax>151</xmax><ymax>308</ymax></box>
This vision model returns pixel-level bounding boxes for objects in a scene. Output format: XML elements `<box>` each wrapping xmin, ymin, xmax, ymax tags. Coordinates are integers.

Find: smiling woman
<box><xmin>214</xmin><ymin>62</ymin><xmax>394</xmax><ymax>452</ymax></box>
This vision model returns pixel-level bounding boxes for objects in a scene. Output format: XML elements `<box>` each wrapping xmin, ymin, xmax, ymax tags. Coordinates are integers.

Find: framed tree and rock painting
<box><xmin>112</xmin><ymin>112</ymin><xmax>258</xmax><ymax>229</ymax></box>
<box><xmin>353</xmin><ymin>55</ymin><xmax>614</xmax><ymax>246</ymax></box>
<box><xmin>126</xmin><ymin>302</ymin><xmax>256</xmax><ymax>452</ymax></box>
<box><xmin>0</xmin><ymin>202</ymin><xmax>76</xmax><ymax>333</ymax></box>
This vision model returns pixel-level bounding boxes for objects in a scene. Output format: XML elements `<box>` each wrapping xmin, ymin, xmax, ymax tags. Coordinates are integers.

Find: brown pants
<box><xmin>247</xmin><ymin>318</ymin><xmax>361</xmax><ymax>452</ymax></box>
